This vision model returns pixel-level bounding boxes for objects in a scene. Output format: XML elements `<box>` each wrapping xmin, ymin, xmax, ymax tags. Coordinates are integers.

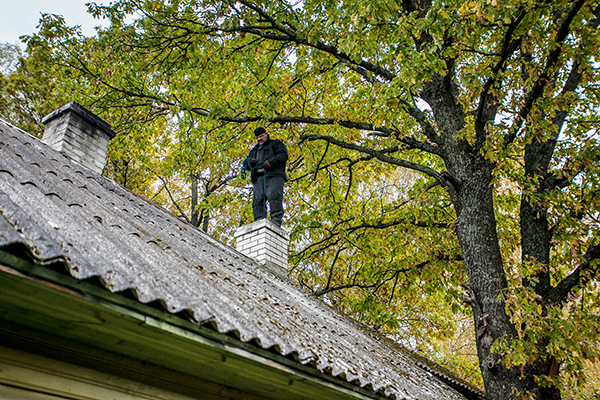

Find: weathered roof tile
<box><xmin>0</xmin><ymin>119</ymin><xmax>474</xmax><ymax>400</ymax></box>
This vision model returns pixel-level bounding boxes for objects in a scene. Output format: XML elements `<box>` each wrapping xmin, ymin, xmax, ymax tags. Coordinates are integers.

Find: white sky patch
<box><xmin>0</xmin><ymin>0</ymin><xmax>108</xmax><ymax>48</ymax></box>
<box><xmin>416</xmin><ymin>98</ymin><xmax>431</xmax><ymax>112</ymax></box>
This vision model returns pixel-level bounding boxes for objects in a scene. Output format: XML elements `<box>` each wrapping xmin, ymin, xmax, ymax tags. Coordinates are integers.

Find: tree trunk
<box><xmin>201</xmin><ymin>210</ymin><xmax>209</xmax><ymax>232</ymax></box>
<box><xmin>191</xmin><ymin>175</ymin><xmax>200</xmax><ymax>227</ymax></box>
<box><xmin>445</xmin><ymin>148</ymin><xmax>564</xmax><ymax>399</ymax></box>
<box><xmin>445</xmin><ymin>148</ymin><xmax>533</xmax><ymax>399</ymax></box>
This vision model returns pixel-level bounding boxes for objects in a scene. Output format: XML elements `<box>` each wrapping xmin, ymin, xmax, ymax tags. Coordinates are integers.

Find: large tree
<box><xmin>20</xmin><ymin>0</ymin><xmax>600</xmax><ymax>398</ymax></box>
<box><xmin>0</xmin><ymin>39</ymin><xmax>71</xmax><ymax>135</ymax></box>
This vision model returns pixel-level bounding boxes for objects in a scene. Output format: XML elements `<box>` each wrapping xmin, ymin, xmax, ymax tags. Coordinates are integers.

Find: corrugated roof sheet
<box><xmin>0</xmin><ymin>119</ymin><xmax>471</xmax><ymax>400</ymax></box>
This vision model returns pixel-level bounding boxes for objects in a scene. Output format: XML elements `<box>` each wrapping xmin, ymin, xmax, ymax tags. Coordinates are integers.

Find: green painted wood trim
<box><xmin>0</xmin><ymin>250</ymin><xmax>385</xmax><ymax>400</ymax></box>
<box><xmin>0</xmin><ymin>345</ymin><xmax>199</xmax><ymax>400</ymax></box>
<box><xmin>0</xmin><ymin>321</ymin><xmax>267</xmax><ymax>400</ymax></box>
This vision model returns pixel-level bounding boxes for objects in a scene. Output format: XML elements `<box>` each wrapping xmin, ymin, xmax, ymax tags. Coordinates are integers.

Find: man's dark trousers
<box><xmin>253</xmin><ymin>175</ymin><xmax>285</xmax><ymax>226</ymax></box>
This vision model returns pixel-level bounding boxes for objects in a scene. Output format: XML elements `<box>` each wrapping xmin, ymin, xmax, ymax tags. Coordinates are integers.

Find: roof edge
<box><xmin>0</xmin><ymin>249</ymin><xmax>390</xmax><ymax>400</ymax></box>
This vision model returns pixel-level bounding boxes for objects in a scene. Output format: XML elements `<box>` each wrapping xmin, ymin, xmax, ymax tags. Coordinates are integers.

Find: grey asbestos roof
<box><xmin>0</xmin><ymin>119</ymin><xmax>472</xmax><ymax>400</ymax></box>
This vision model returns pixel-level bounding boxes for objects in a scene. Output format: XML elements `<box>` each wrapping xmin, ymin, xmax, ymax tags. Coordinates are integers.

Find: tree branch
<box><xmin>231</xmin><ymin>0</ymin><xmax>397</xmax><ymax>82</ymax></box>
<box><xmin>157</xmin><ymin>176</ymin><xmax>191</xmax><ymax>224</ymax></box>
<box><xmin>293</xmin><ymin>213</ymin><xmax>452</xmax><ymax>261</ymax></box>
<box><xmin>544</xmin><ymin>240</ymin><xmax>600</xmax><ymax>306</ymax></box>
<box><xmin>523</xmin><ymin>5</ymin><xmax>600</xmax><ymax>191</ymax></box>
<box><xmin>399</xmin><ymin>98</ymin><xmax>442</xmax><ymax>147</ymax></box>
<box><xmin>300</xmin><ymin>133</ymin><xmax>443</xmax><ymax>182</ymax></box>
<box><xmin>474</xmin><ymin>7</ymin><xmax>528</xmax><ymax>149</ymax></box>
<box><xmin>347</xmin><ymin>217</ymin><xmax>452</xmax><ymax>232</ymax></box>
<box><xmin>313</xmin><ymin>253</ymin><xmax>460</xmax><ymax>297</ymax></box>
<box><xmin>505</xmin><ymin>0</ymin><xmax>588</xmax><ymax>147</ymax></box>
<box><xmin>313</xmin><ymin>281</ymin><xmax>378</xmax><ymax>297</ymax></box>
<box><xmin>324</xmin><ymin>246</ymin><xmax>346</xmax><ymax>292</ymax></box>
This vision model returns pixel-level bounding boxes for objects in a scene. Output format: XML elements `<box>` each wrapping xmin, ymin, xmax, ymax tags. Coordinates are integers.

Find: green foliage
<box><xmin>0</xmin><ymin>42</ymin><xmax>21</xmax><ymax>75</ymax></box>
<box><xmin>0</xmin><ymin>36</ymin><xmax>70</xmax><ymax>135</ymax></box>
<box><xmin>9</xmin><ymin>0</ymin><xmax>600</xmax><ymax>398</ymax></box>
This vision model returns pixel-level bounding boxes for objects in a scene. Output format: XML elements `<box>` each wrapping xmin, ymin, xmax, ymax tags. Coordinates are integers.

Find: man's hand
<box><xmin>264</xmin><ymin>160</ymin><xmax>271</xmax><ymax>169</ymax></box>
<box><xmin>250</xmin><ymin>158</ymin><xmax>257</xmax><ymax>166</ymax></box>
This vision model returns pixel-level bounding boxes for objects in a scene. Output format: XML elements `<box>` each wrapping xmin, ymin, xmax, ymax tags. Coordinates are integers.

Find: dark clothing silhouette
<box><xmin>246</xmin><ymin>136</ymin><xmax>288</xmax><ymax>226</ymax></box>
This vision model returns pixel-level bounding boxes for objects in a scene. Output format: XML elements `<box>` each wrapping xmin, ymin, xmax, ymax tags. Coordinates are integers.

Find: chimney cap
<box><xmin>42</xmin><ymin>101</ymin><xmax>116</xmax><ymax>140</ymax></box>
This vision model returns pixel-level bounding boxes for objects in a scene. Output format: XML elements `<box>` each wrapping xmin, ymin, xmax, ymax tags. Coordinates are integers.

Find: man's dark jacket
<box><xmin>248</xmin><ymin>138</ymin><xmax>288</xmax><ymax>184</ymax></box>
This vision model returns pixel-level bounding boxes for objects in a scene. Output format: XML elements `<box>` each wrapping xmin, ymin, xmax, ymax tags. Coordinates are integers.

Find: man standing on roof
<box><xmin>243</xmin><ymin>127</ymin><xmax>288</xmax><ymax>226</ymax></box>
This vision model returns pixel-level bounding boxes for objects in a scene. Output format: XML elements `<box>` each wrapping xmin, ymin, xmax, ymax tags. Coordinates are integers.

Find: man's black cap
<box><xmin>254</xmin><ymin>127</ymin><xmax>266</xmax><ymax>136</ymax></box>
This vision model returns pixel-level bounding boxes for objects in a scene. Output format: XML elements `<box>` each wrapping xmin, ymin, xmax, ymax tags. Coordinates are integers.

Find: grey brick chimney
<box><xmin>234</xmin><ymin>219</ymin><xmax>289</xmax><ymax>278</ymax></box>
<box><xmin>42</xmin><ymin>102</ymin><xmax>116</xmax><ymax>175</ymax></box>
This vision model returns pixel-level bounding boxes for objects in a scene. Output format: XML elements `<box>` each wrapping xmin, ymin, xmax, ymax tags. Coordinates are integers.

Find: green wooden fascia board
<box><xmin>0</xmin><ymin>250</ymin><xmax>386</xmax><ymax>400</ymax></box>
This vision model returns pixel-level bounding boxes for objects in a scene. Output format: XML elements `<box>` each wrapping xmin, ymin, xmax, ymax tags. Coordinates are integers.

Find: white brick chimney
<box><xmin>42</xmin><ymin>102</ymin><xmax>116</xmax><ymax>175</ymax></box>
<box><xmin>234</xmin><ymin>219</ymin><xmax>289</xmax><ymax>278</ymax></box>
